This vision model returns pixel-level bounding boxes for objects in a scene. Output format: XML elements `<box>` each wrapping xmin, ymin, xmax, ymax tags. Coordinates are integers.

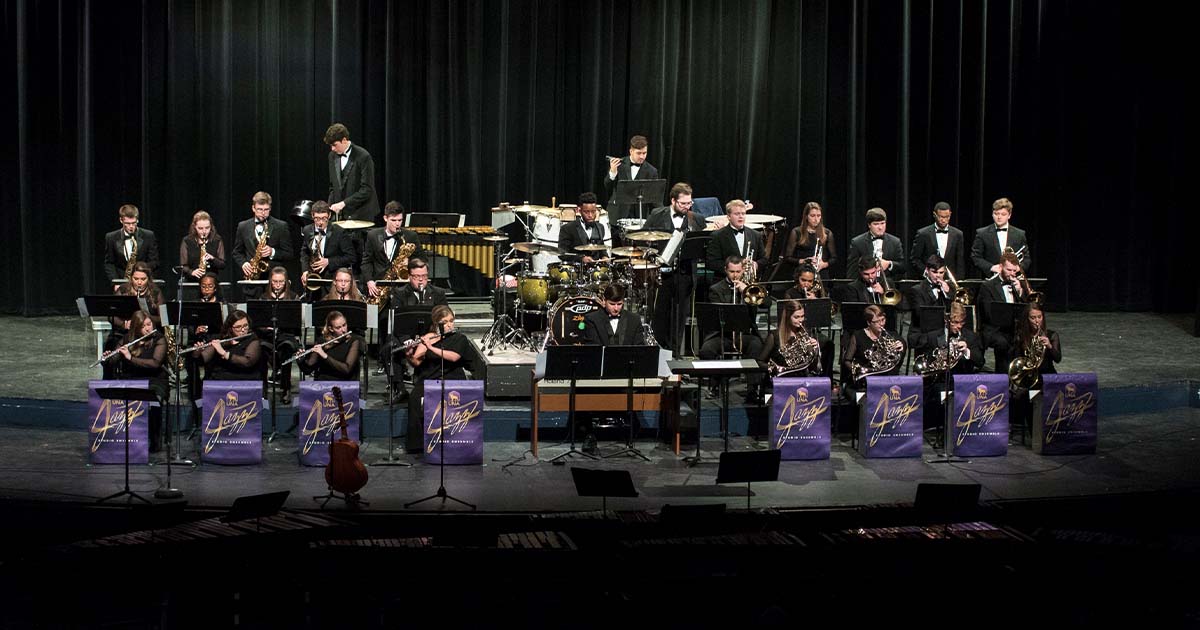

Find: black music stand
<box><xmin>162</xmin><ymin>302</ymin><xmax>222</xmax><ymax>470</ymax></box>
<box><xmin>377</xmin><ymin>306</ymin><xmax>433</xmax><ymax>466</ymax></box>
<box><xmin>221</xmin><ymin>490</ymin><xmax>290</xmax><ymax>533</ymax></box>
<box><xmin>545</xmin><ymin>345</ymin><xmax>603</xmax><ymax>462</ymax></box>
<box><xmin>983</xmin><ymin>302</ymin><xmax>1025</xmax><ymax>335</ymax></box>
<box><xmin>246</xmin><ymin>300</ymin><xmax>302</xmax><ymax>443</ymax></box>
<box><xmin>781</xmin><ymin>298</ymin><xmax>832</xmax><ymax>330</ymax></box>
<box><xmin>236</xmin><ymin>279</ymin><xmax>269</xmax><ymax>301</ymax></box>
<box><xmin>600</xmin><ymin>345</ymin><xmax>659</xmax><ymax>461</ymax></box>
<box><xmin>408</xmin><ymin>213</ymin><xmax>462</xmax><ymax>283</ymax></box>
<box><xmin>570</xmin><ymin>467</ymin><xmax>638</xmax><ymax>512</ymax></box>
<box><xmin>716</xmin><ymin>449</ymin><xmax>781</xmax><ymax>511</ymax></box>
<box><xmin>695</xmin><ymin>302</ymin><xmax>754</xmax><ymax>360</ymax></box>
<box><xmin>613</xmin><ymin>178</ymin><xmax>667</xmax><ymax>221</ymax></box>
<box><xmin>83</xmin><ymin>295</ymin><xmax>145</xmax><ymax>379</ymax></box>
<box><xmin>668</xmin><ymin>359</ymin><xmax>764</xmax><ymax>466</ymax></box>
<box><xmin>95</xmin><ymin>386</ymin><xmax>156</xmax><ymax>504</ymax></box>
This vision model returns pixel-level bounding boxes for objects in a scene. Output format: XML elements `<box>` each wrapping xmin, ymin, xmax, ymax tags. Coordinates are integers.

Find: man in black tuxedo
<box><xmin>971</xmin><ymin>197</ymin><xmax>1032</xmax><ymax>278</ymax></box>
<box><xmin>299</xmin><ymin>201</ymin><xmax>356</xmax><ymax>301</ymax></box>
<box><xmin>324</xmin><ymin>123</ymin><xmax>379</xmax><ymax>223</ymax></box>
<box><xmin>232</xmin><ymin>192</ymin><xmax>294</xmax><ymax>299</ymax></box>
<box><xmin>700</xmin><ymin>256</ymin><xmax>765</xmax><ymax>401</ymax></box>
<box><xmin>845</xmin><ymin>207</ymin><xmax>907</xmax><ymax>280</ymax></box>
<box><xmin>383</xmin><ymin>258</ymin><xmax>448</xmax><ymax>403</ymax></box>
<box><xmin>906</xmin><ymin>254</ymin><xmax>952</xmax><ymax>311</ymax></box>
<box><xmin>975</xmin><ymin>252</ymin><xmax>1028</xmax><ymax>372</ymax></box>
<box><xmin>103</xmin><ymin>204</ymin><xmax>160</xmax><ymax>284</ymax></box>
<box><xmin>557</xmin><ymin>192</ymin><xmax>611</xmax><ymax>264</ymax></box>
<box><xmin>837</xmin><ymin>258</ymin><xmax>887</xmax><ymax>305</ymax></box>
<box><xmin>912</xmin><ymin>302</ymin><xmax>985</xmax><ymax>434</ymax></box>
<box><xmin>603</xmin><ymin>135</ymin><xmax>661</xmax><ymax>222</ymax></box>
<box><xmin>705</xmin><ymin>199</ymin><xmax>767</xmax><ymax>282</ymax></box>
<box><xmin>643</xmin><ymin>182</ymin><xmax>705</xmax><ymax>353</ymax></box>
<box><xmin>582</xmin><ymin>284</ymin><xmax>645</xmax><ymax>346</ymax></box>
<box><xmin>362</xmin><ymin>201</ymin><xmax>424</xmax><ymax>302</ymax></box>
<box><xmin>909</xmin><ymin>202</ymin><xmax>965</xmax><ymax>280</ymax></box>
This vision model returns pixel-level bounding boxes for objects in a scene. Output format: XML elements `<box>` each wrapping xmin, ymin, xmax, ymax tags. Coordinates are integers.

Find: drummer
<box><xmin>557</xmin><ymin>192</ymin><xmax>611</xmax><ymax>265</ymax></box>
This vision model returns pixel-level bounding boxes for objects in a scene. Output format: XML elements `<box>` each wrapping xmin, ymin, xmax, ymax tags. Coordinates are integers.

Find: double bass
<box><xmin>326</xmin><ymin>386</ymin><xmax>368</xmax><ymax>502</ymax></box>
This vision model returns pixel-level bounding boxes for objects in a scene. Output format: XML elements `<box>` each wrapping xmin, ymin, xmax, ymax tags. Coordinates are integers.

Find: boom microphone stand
<box><xmin>406</xmin><ymin>324</ymin><xmax>475</xmax><ymax>509</ymax></box>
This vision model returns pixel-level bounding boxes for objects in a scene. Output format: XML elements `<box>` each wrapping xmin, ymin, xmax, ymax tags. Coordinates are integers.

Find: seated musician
<box><xmin>911</xmin><ymin>302</ymin><xmax>985</xmax><ymax>437</ymax></box>
<box><xmin>383</xmin><ymin>258</ymin><xmax>449</xmax><ymax>403</ymax></box>
<box><xmin>114</xmin><ymin>309</ymin><xmax>167</xmax><ymax>452</ymax></box>
<box><xmin>837</xmin><ymin>258</ymin><xmax>888</xmax><ymax>305</ymax></box>
<box><xmin>558</xmin><ymin>192</ymin><xmax>610</xmax><ymax>265</ymax></box>
<box><xmin>582</xmin><ymin>284</ymin><xmax>645</xmax><ymax>346</ymax></box>
<box><xmin>1009</xmin><ymin>303</ymin><xmax>1062</xmax><ymax>434</ymax></box>
<box><xmin>975</xmin><ymin>252</ymin><xmax>1028</xmax><ymax>372</ymax></box>
<box><xmin>322</xmin><ymin>267</ymin><xmax>366</xmax><ymax>302</ymax></box>
<box><xmin>841</xmin><ymin>304</ymin><xmax>905</xmax><ymax>396</ymax></box>
<box><xmin>907</xmin><ymin>254</ymin><xmax>952</xmax><ymax>310</ymax></box>
<box><xmin>404</xmin><ymin>305</ymin><xmax>475</xmax><ymax>454</ymax></box>
<box><xmin>759</xmin><ymin>300</ymin><xmax>826</xmax><ymax>378</ymax></box>
<box><xmin>301</xmin><ymin>310</ymin><xmax>365</xmax><ymax>381</ymax></box>
<box><xmin>700</xmin><ymin>256</ymin><xmax>765</xmax><ymax>402</ymax></box>
<box><xmin>186</xmin><ymin>273</ymin><xmax>223</xmax><ymax>402</ymax></box>
<box><xmin>105</xmin><ymin>262</ymin><xmax>163</xmax><ymax>379</ymax></box>
<box><xmin>783</xmin><ymin>264</ymin><xmax>826</xmax><ymax>300</ymax></box>
<box><xmin>198</xmin><ymin>310</ymin><xmax>262</xmax><ymax>381</ymax></box>
<box><xmin>258</xmin><ymin>266</ymin><xmax>299</xmax><ymax>402</ymax></box>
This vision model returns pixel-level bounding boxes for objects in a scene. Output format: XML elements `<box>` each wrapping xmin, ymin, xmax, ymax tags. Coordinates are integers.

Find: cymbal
<box><xmin>745</xmin><ymin>222</ymin><xmax>764</xmax><ymax>230</ymax></box>
<box><xmin>481</xmin><ymin>234</ymin><xmax>509</xmax><ymax>242</ymax></box>
<box><xmin>502</xmin><ymin>257</ymin><xmax>525</xmax><ymax>265</ymax></box>
<box><xmin>612</xmin><ymin>246</ymin><xmax>651</xmax><ymax>257</ymax></box>
<box><xmin>332</xmin><ymin>219</ymin><xmax>374</xmax><ymax>230</ymax></box>
<box><xmin>512</xmin><ymin>241</ymin><xmax>561</xmax><ymax>254</ymax></box>
<box><xmin>744</xmin><ymin>213</ymin><xmax>785</xmax><ymax>224</ymax></box>
<box><xmin>513</xmin><ymin>203</ymin><xmax>552</xmax><ymax>214</ymax></box>
<box><xmin>626</xmin><ymin>230</ymin><xmax>672</xmax><ymax>242</ymax></box>
<box><xmin>574</xmin><ymin>244</ymin><xmax>610</xmax><ymax>252</ymax></box>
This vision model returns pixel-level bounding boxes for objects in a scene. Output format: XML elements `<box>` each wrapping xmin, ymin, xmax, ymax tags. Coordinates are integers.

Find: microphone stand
<box><xmin>267</xmin><ymin>299</ymin><xmax>282</xmax><ymax>443</ymax></box>
<box><xmin>406</xmin><ymin>325</ymin><xmax>475</xmax><ymax>509</ymax></box>
<box><xmin>157</xmin><ymin>267</ymin><xmax>190</xmax><ymax>500</ymax></box>
<box><xmin>928</xmin><ymin>323</ymin><xmax>969</xmax><ymax>464</ymax></box>
<box><xmin>374</xmin><ymin>334</ymin><xmax>412</xmax><ymax>467</ymax></box>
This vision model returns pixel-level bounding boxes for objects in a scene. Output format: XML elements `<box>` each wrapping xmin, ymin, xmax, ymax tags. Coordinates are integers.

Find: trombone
<box><xmin>944</xmin><ymin>266</ymin><xmax>972</xmax><ymax>305</ymax></box>
<box><xmin>878</xmin><ymin>265</ymin><xmax>902</xmax><ymax>306</ymax></box>
<box><xmin>1016</xmin><ymin>271</ymin><xmax>1044</xmax><ymax>307</ymax></box>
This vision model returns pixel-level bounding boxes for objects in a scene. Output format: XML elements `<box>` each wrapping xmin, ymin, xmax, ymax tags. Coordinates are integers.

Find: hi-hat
<box><xmin>574</xmin><ymin>244</ymin><xmax>610</xmax><ymax>252</ymax></box>
<box><xmin>332</xmin><ymin>219</ymin><xmax>374</xmax><ymax>230</ymax></box>
<box><xmin>513</xmin><ymin>241</ymin><xmax>561</xmax><ymax>254</ymax></box>
<box><xmin>626</xmin><ymin>230</ymin><xmax>672</xmax><ymax>242</ymax></box>
<box><xmin>612</xmin><ymin>246</ymin><xmax>651</xmax><ymax>257</ymax></box>
<box><xmin>482</xmin><ymin>234</ymin><xmax>509</xmax><ymax>242</ymax></box>
<box><xmin>744</xmin><ymin>213</ymin><xmax>785</xmax><ymax>225</ymax></box>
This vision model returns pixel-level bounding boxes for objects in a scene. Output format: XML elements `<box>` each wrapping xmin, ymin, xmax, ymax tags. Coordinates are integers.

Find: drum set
<box><xmin>479</xmin><ymin>202</ymin><xmax>672</xmax><ymax>352</ymax></box>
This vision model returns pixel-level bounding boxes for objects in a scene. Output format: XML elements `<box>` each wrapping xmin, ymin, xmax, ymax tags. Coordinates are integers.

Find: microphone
<box><xmin>171</xmin><ymin>265</ymin><xmax>188</xmax><ymax>275</ymax></box>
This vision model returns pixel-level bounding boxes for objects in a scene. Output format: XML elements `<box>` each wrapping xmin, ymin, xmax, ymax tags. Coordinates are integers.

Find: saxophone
<box><xmin>1008</xmin><ymin>330</ymin><xmax>1047</xmax><ymax>391</ymax></box>
<box><xmin>245</xmin><ymin>222</ymin><xmax>270</xmax><ymax>280</ymax></box>
<box><xmin>367</xmin><ymin>240</ymin><xmax>417</xmax><ymax>306</ymax></box>
<box><xmin>163</xmin><ymin>325</ymin><xmax>186</xmax><ymax>374</ymax></box>
<box><xmin>851</xmin><ymin>328</ymin><xmax>905</xmax><ymax>382</ymax></box>
<box><xmin>124</xmin><ymin>234</ymin><xmax>138</xmax><ymax>281</ymax></box>
<box><xmin>197</xmin><ymin>239</ymin><xmax>208</xmax><ymax>275</ymax></box>
<box><xmin>914</xmin><ymin>333</ymin><xmax>965</xmax><ymax>376</ymax></box>
<box><xmin>768</xmin><ymin>324</ymin><xmax>820</xmax><ymax>376</ymax></box>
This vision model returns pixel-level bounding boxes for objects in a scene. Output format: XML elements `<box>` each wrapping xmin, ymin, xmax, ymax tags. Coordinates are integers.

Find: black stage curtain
<box><xmin>3</xmin><ymin>0</ymin><xmax>1190</xmax><ymax>315</ymax></box>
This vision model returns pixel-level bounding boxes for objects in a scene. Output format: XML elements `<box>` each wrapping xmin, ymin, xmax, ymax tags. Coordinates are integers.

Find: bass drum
<box><xmin>548</xmin><ymin>295</ymin><xmax>603</xmax><ymax>345</ymax></box>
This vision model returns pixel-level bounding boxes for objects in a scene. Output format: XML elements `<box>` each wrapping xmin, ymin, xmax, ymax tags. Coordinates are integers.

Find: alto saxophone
<box><xmin>768</xmin><ymin>323</ymin><xmax>820</xmax><ymax>377</ymax></box>
<box><xmin>851</xmin><ymin>328</ymin><xmax>905</xmax><ymax>382</ymax></box>
<box><xmin>197</xmin><ymin>239</ymin><xmax>208</xmax><ymax>275</ymax></box>
<box><xmin>163</xmin><ymin>325</ymin><xmax>186</xmax><ymax>374</ymax></box>
<box><xmin>245</xmin><ymin>222</ymin><xmax>270</xmax><ymax>280</ymax></box>
<box><xmin>125</xmin><ymin>234</ymin><xmax>138</xmax><ymax>281</ymax></box>
<box><xmin>367</xmin><ymin>240</ymin><xmax>417</xmax><ymax>306</ymax></box>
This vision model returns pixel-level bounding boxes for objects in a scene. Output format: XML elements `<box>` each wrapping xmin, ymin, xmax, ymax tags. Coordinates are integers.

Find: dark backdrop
<box><xmin>3</xmin><ymin>0</ymin><xmax>1190</xmax><ymax>315</ymax></box>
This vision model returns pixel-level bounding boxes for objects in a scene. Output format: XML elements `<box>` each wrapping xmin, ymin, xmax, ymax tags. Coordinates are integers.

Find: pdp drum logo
<box><xmin>564</xmin><ymin>302</ymin><xmax>596</xmax><ymax>315</ymax></box>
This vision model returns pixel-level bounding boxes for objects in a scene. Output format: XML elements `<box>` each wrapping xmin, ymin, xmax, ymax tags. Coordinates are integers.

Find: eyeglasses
<box><xmin>676</xmin><ymin>201</ymin><xmax>694</xmax><ymax>207</ymax></box>
<box><xmin>232</xmin><ymin>323</ymin><xmax>250</xmax><ymax>331</ymax></box>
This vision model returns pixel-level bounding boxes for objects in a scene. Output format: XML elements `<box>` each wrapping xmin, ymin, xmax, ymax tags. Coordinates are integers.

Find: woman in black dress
<box><xmin>404</xmin><ymin>305</ymin><xmax>475</xmax><ymax>454</ymax></box>
<box><xmin>302</xmin><ymin>310</ymin><xmax>365</xmax><ymax>381</ymax></box>
<box><xmin>760</xmin><ymin>300</ymin><xmax>824</xmax><ymax>378</ymax></box>
<box><xmin>179</xmin><ymin>210</ymin><xmax>226</xmax><ymax>281</ymax></box>
<box><xmin>199</xmin><ymin>310</ymin><xmax>262</xmax><ymax>381</ymax></box>
<box><xmin>116</xmin><ymin>309</ymin><xmax>168</xmax><ymax>451</ymax></box>
<box><xmin>781</xmin><ymin>202</ymin><xmax>837</xmax><ymax>280</ymax></box>
<box><xmin>841</xmin><ymin>304</ymin><xmax>905</xmax><ymax>396</ymax></box>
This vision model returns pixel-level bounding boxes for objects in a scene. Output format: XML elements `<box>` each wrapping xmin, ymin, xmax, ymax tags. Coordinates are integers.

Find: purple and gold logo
<box><xmin>1044</xmin><ymin>381</ymin><xmax>1095</xmax><ymax>443</ymax></box>
<box><xmin>868</xmin><ymin>385</ymin><xmax>920</xmax><ymax>446</ymax></box>
<box><xmin>89</xmin><ymin>399</ymin><xmax>147</xmax><ymax>453</ymax></box>
<box><xmin>425</xmin><ymin>390</ymin><xmax>481</xmax><ymax>454</ymax></box>
<box><xmin>955</xmin><ymin>383</ymin><xmax>1008</xmax><ymax>446</ymax></box>
<box><xmin>775</xmin><ymin>386</ymin><xmax>828</xmax><ymax>448</ymax></box>
<box><xmin>300</xmin><ymin>388</ymin><xmax>358</xmax><ymax>455</ymax></box>
<box><xmin>203</xmin><ymin>390</ymin><xmax>258</xmax><ymax>454</ymax></box>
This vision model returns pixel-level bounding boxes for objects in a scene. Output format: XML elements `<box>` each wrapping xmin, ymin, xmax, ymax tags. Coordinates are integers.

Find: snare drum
<box><xmin>630</xmin><ymin>261</ymin><xmax>661</xmax><ymax>287</ymax></box>
<box><xmin>517</xmin><ymin>273</ymin><xmax>550</xmax><ymax>307</ymax></box>
<box><xmin>548</xmin><ymin>295</ymin><xmax>603</xmax><ymax>345</ymax></box>
<box><xmin>585</xmin><ymin>262</ymin><xmax>613</xmax><ymax>285</ymax></box>
<box><xmin>547</xmin><ymin>261</ymin><xmax>577</xmax><ymax>285</ymax></box>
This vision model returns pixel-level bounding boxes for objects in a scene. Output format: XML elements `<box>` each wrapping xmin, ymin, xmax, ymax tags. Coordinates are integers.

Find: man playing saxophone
<box><xmin>232</xmin><ymin>191</ymin><xmax>293</xmax><ymax>299</ymax></box>
<box><xmin>103</xmin><ymin>204</ymin><xmax>160</xmax><ymax>286</ymax></box>
<box><xmin>299</xmin><ymin>201</ymin><xmax>355</xmax><ymax>300</ymax></box>
<box><xmin>362</xmin><ymin>201</ymin><xmax>424</xmax><ymax>305</ymax></box>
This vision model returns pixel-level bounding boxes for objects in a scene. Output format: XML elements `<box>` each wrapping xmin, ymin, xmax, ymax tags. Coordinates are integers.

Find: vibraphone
<box><xmin>410</xmin><ymin>226</ymin><xmax>503</xmax><ymax>278</ymax></box>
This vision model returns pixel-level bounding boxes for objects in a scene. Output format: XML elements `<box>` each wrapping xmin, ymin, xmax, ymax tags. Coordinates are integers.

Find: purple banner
<box><xmin>951</xmin><ymin>374</ymin><xmax>1010</xmax><ymax>457</ymax></box>
<box><xmin>422</xmin><ymin>380</ymin><xmax>484</xmax><ymax>465</ymax></box>
<box><xmin>770</xmin><ymin>378</ymin><xmax>832</xmax><ymax>460</ymax></box>
<box><xmin>1035</xmin><ymin>373</ymin><xmax>1099</xmax><ymax>455</ymax></box>
<box><xmin>858</xmin><ymin>376</ymin><xmax>923</xmax><ymax>458</ymax></box>
<box><xmin>297</xmin><ymin>381</ymin><xmax>362</xmax><ymax>467</ymax></box>
<box><xmin>87</xmin><ymin>379</ymin><xmax>151</xmax><ymax>465</ymax></box>
<box><xmin>201</xmin><ymin>381</ymin><xmax>263</xmax><ymax>465</ymax></box>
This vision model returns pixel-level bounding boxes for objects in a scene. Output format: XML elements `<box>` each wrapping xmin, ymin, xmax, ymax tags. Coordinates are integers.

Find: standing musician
<box><xmin>300</xmin><ymin>310</ymin><xmax>365</xmax><ymax>381</ymax></box>
<box><xmin>232</xmin><ymin>192</ymin><xmax>294</xmax><ymax>299</ymax></box>
<box><xmin>582</xmin><ymin>284</ymin><xmax>646</xmax><ymax>346</ymax></box>
<box><xmin>759</xmin><ymin>300</ymin><xmax>828</xmax><ymax>378</ymax></box>
<box><xmin>909</xmin><ymin>202</ymin><xmax>965</xmax><ymax>280</ymax></box>
<box><xmin>362</xmin><ymin>201</ymin><xmax>423</xmax><ymax>302</ymax></box>
<box><xmin>845</xmin><ymin>207</ymin><xmax>907</xmax><ymax>280</ymax></box>
<box><xmin>838</xmin><ymin>258</ymin><xmax>887</xmax><ymax>305</ymax></box>
<box><xmin>299</xmin><ymin>201</ymin><xmax>356</xmax><ymax>300</ymax></box>
<box><xmin>643</xmin><ymin>182</ymin><xmax>705</xmax><ymax>352</ymax></box>
<box><xmin>975</xmin><ymin>252</ymin><xmax>1028</xmax><ymax>372</ymax></box>
<box><xmin>322</xmin><ymin>268</ymin><xmax>366</xmax><ymax>303</ymax></box>
<box><xmin>325</xmin><ymin>123</ymin><xmax>380</xmax><ymax>223</ymax></box>
<box><xmin>404</xmin><ymin>305</ymin><xmax>475</xmax><ymax>454</ymax></box>
<box><xmin>198</xmin><ymin>310</ymin><xmax>262</xmax><ymax>381</ymax></box>
<box><xmin>841</xmin><ymin>304</ymin><xmax>905</xmax><ymax>394</ymax></box>
<box><xmin>971</xmin><ymin>197</ymin><xmax>1033</xmax><ymax>277</ymax></box>
<box><xmin>179</xmin><ymin>210</ymin><xmax>226</xmax><ymax>281</ymax></box>
<box><xmin>114</xmin><ymin>310</ymin><xmax>167</xmax><ymax>452</ymax></box>
<box><xmin>784</xmin><ymin>265</ymin><xmax>826</xmax><ymax>300</ymax></box>
<box><xmin>557</xmin><ymin>192</ymin><xmax>611</xmax><ymax>264</ymax></box>
<box><xmin>603</xmin><ymin>135</ymin><xmax>660</xmax><ymax>223</ymax></box>
<box><xmin>258</xmin><ymin>267</ymin><xmax>299</xmax><ymax>401</ymax></box>
<box><xmin>103</xmin><ymin>204</ymin><xmax>160</xmax><ymax>284</ymax></box>
<box><xmin>781</xmin><ymin>201</ymin><xmax>837</xmax><ymax>280</ymax></box>
<box><xmin>705</xmin><ymin>200</ymin><xmax>767</xmax><ymax>282</ymax></box>
<box><xmin>701</xmin><ymin>256</ymin><xmax>765</xmax><ymax>401</ymax></box>
<box><xmin>907</xmin><ymin>254</ymin><xmax>952</xmax><ymax>310</ymax></box>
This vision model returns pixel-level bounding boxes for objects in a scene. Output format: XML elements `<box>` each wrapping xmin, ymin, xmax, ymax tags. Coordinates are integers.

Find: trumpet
<box><xmin>178</xmin><ymin>332</ymin><xmax>256</xmax><ymax>355</ymax></box>
<box><xmin>282</xmin><ymin>330</ymin><xmax>352</xmax><ymax>365</ymax></box>
<box><xmin>741</xmin><ymin>253</ymin><xmax>766</xmax><ymax>305</ymax></box>
<box><xmin>90</xmin><ymin>330</ymin><xmax>158</xmax><ymax>367</ymax></box>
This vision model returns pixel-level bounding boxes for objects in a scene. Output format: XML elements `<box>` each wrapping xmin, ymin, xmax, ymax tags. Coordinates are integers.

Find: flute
<box><xmin>90</xmin><ymin>330</ymin><xmax>157</xmax><ymax>367</ymax></box>
<box><xmin>178</xmin><ymin>333</ymin><xmax>255</xmax><ymax>355</ymax></box>
<box><xmin>282</xmin><ymin>331</ymin><xmax>353</xmax><ymax>366</ymax></box>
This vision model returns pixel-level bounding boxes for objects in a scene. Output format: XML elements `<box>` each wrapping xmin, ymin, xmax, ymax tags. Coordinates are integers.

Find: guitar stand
<box><xmin>313</xmin><ymin>487</ymin><xmax>370</xmax><ymax>510</ymax></box>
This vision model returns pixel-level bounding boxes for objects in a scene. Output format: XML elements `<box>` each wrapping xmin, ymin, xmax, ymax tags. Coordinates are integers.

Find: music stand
<box><xmin>246</xmin><ymin>300</ymin><xmax>303</xmax><ymax>442</ymax></box>
<box><xmin>221</xmin><ymin>490</ymin><xmax>290</xmax><ymax>533</ymax></box>
<box><xmin>95</xmin><ymin>386</ymin><xmax>156</xmax><ymax>504</ymax></box>
<box><xmin>792</xmin><ymin>298</ymin><xmax>833</xmax><ymax>330</ymax></box>
<box><xmin>600</xmin><ymin>345</ymin><xmax>659</xmax><ymax>461</ymax></box>
<box><xmin>378</xmin><ymin>306</ymin><xmax>433</xmax><ymax>466</ymax></box>
<box><xmin>570</xmin><ymin>467</ymin><xmax>638</xmax><ymax>512</ymax></box>
<box><xmin>715</xmin><ymin>449</ymin><xmax>781</xmax><ymax>511</ymax></box>
<box><xmin>676</xmin><ymin>233</ymin><xmax>713</xmax><ymax>355</ymax></box>
<box><xmin>545</xmin><ymin>345</ymin><xmax>603</xmax><ymax>462</ymax></box>
<box><xmin>917</xmin><ymin>306</ymin><xmax>949</xmax><ymax>333</ymax></box>
<box><xmin>612</xmin><ymin>178</ymin><xmax>667</xmax><ymax>221</ymax></box>
<box><xmin>236</xmin><ymin>279</ymin><xmax>269</xmax><ymax>301</ymax></box>
<box><xmin>984</xmin><ymin>302</ymin><xmax>1025</xmax><ymax>334</ymax></box>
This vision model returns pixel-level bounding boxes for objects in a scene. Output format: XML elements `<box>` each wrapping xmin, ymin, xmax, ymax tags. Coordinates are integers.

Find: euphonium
<box><xmin>1008</xmin><ymin>331</ymin><xmax>1046</xmax><ymax>391</ymax></box>
<box><xmin>245</xmin><ymin>222</ymin><xmax>270</xmax><ymax>280</ymax></box>
<box><xmin>768</xmin><ymin>323</ymin><xmax>820</xmax><ymax>376</ymax></box>
<box><xmin>851</xmin><ymin>328</ymin><xmax>905</xmax><ymax>382</ymax></box>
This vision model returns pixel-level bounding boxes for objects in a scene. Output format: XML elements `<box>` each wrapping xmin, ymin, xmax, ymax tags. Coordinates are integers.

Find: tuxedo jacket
<box><xmin>299</xmin><ymin>223</ymin><xmax>356</xmax><ymax>276</ymax></box>
<box><xmin>643</xmin><ymin>205</ymin><xmax>706</xmax><ymax>234</ymax></box>
<box><xmin>837</xmin><ymin>279</ymin><xmax>880</xmax><ymax>305</ymax></box>
<box><xmin>231</xmin><ymin>217</ymin><xmax>293</xmax><ymax>279</ymax></box>
<box><xmin>391</xmin><ymin>284</ymin><xmax>448</xmax><ymax>308</ymax></box>
<box><xmin>704</xmin><ymin>225</ymin><xmax>766</xmax><ymax>280</ymax></box>
<box><xmin>905</xmin><ymin>278</ymin><xmax>951</xmax><ymax>311</ymax></box>
<box><xmin>602</xmin><ymin>157</ymin><xmax>661</xmax><ymax>220</ymax></box>
<box><xmin>704</xmin><ymin>279</ymin><xmax>760</xmax><ymax>340</ymax></box>
<box><xmin>557</xmin><ymin>219</ymin><xmax>610</xmax><ymax>263</ymax></box>
<box><xmin>971</xmin><ymin>224</ymin><xmax>1031</xmax><ymax>277</ymax></box>
<box><xmin>361</xmin><ymin>227</ymin><xmax>424</xmax><ymax>281</ymax></box>
<box><xmin>103</xmin><ymin>228</ymin><xmax>160</xmax><ymax>281</ymax></box>
<box><xmin>910</xmin><ymin>223</ymin><xmax>966</xmax><ymax>280</ymax></box>
<box><xmin>974</xmin><ymin>276</ymin><xmax>1023</xmax><ymax>339</ymax></box>
<box><xmin>913</xmin><ymin>327</ymin><xmax>986</xmax><ymax>374</ymax></box>
<box><xmin>582</xmin><ymin>309</ymin><xmax>644</xmax><ymax>346</ymax></box>
<box><xmin>845</xmin><ymin>232</ymin><xmax>907</xmax><ymax>279</ymax></box>
<box><xmin>328</xmin><ymin>143</ymin><xmax>380</xmax><ymax>222</ymax></box>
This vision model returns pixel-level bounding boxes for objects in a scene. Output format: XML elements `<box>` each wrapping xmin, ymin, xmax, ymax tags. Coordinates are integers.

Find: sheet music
<box><xmin>661</xmin><ymin>230</ymin><xmax>685</xmax><ymax>265</ymax></box>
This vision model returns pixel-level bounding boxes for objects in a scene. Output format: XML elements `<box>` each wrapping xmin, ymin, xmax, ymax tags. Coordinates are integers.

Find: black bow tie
<box><xmin>935</xmin><ymin>228</ymin><xmax>949</xmax><ymax>234</ymax></box>
<box><xmin>387</xmin><ymin>233</ymin><xmax>400</xmax><ymax>240</ymax></box>
<box><xmin>871</xmin><ymin>235</ymin><xmax>884</xmax><ymax>241</ymax></box>
<box><xmin>609</xmin><ymin>315</ymin><xmax>620</xmax><ymax>321</ymax></box>
<box><xmin>123</xmin><ymin>233</ymin><xmax>136</xmax><ymax>240</ymax></box>
<box><xmin>995</xmin><ymin>227</ymin><xmax>1008</xmax><ymax>232</ymax></box>
<box><xmin>732</xmin><ymin>228</ymin><xmax>744</xmax><ymax>235</ymax></box>
<box><xmin>255</xmin><ymin>220</ymin><xmax>267</xmax><ymax>226</ymax></box>
<box><xmin>316</xmin><ymin>229</ymin><xmax>326</xmax><ymax>236</ymax></box>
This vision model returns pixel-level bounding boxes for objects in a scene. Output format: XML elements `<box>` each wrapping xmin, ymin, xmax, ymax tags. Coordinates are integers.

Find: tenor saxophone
<box><xmin>124</xmin><ymin>234</ymin><xmax>138</xmax><ymax>281</ymax></box>
<box><xmin>367</xmin><ymin>241</ymin><xmax>417</xmax><ymax>306</ymax></box>
<box><xmin>245</xmin><ymin>222</ymin><xmax>270</xmax><ymax>280</ymax></box>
